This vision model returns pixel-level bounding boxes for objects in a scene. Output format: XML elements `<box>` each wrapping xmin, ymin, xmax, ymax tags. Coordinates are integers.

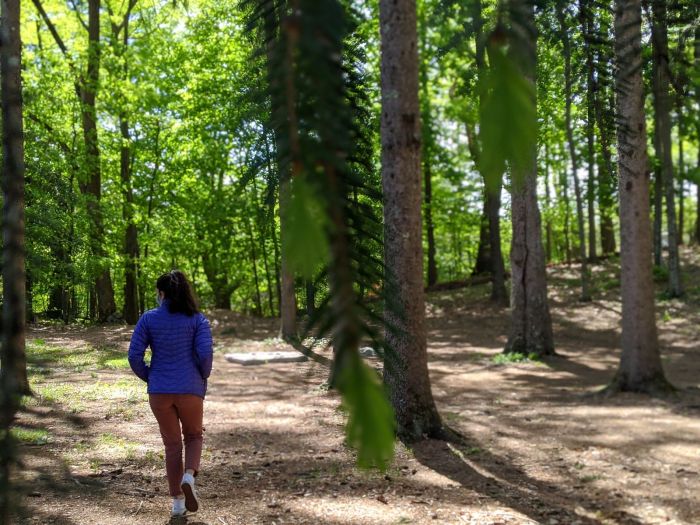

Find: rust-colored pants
<box><xmin>149</xmin><ymin>393</ymin><xmax>204</xmax><ymax>497</ymax></box>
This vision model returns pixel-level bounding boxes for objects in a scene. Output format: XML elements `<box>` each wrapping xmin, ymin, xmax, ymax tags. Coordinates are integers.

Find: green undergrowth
<box><xmin>12</xmin><ymin>426</ymin><xmax>50</xmax><ymax>445</ymax></box>
<box><xmin>27</xmin><ymin>338</ymin><xmax>130</xmax><ymax>373</ymax></box>
<box><xmin>491</xmin><ymin>352</ymin><xmax>545</xmax><ymax>366</ymax></box>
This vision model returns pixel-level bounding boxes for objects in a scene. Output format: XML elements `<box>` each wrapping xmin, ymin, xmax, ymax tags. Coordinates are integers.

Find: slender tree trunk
<box><xmin>245</xmin><ymin>214</ymin><xmax>263</xmax><ymax>316</ymax></box>
<box><xmin>607</xmin><ymin>0</ymin><xmax>671</xmax><ymax>394</ymax></box>
<box><xmin>650</xmin><ymin>0</ymin><xmax>682</xmax><ymax>296</ymax></box>
<box><xmin>262</xmin><ymin>9</ymin><xmax>296</xmax><ymax>339</ymax></box>
<box><xmin>1</xmin><ymin>0</ymin><xmax>30</xmax><ymax>515</ymax></box>
<box><xmin>380</xmin><ymin>0</ymin><xmax>441</xmax><ymax>440</ymax></box>
<box><xmin>505</xmin><ymin>0</ymin><xmax>554</xmax><ymax>356</ymax></box>
<box><xmin>544</xmin><ymin>141</ymin><xmax>553</xmax><ymax>262</ymax></box>
<box><xmin>594</xmin><ymin>65</ymin><xmax>617</xmax><ymax>255</ymax></box>
<box><xmin>558</xmin><ymin>5</ymin><xmax>591</xmax><ymax>301</ymax></box>
<box><xmin>582</xmin><ymin>0</ymin><xmax>597</xmax><ymax>262</ymax></box>
<box><xmin>115</xmin><ymin>13</ymin><xmax>139</xmax><ymax>324</ymax></box>
<box><xmin>562</xmin><ymin>168</ymin><xmax>572</xmax><ymax>263</ymax></box>
<box><xmin>82</xmin><ymin>0</ymin><xmax>116</xmax><ymax>321</ymax></box>
<box><xmin>419</xmin><ymin>6</ymin><xmax>438</xmax><ymax>287</ymax></box>
<box><xmin>677</xmin><ymin>102</ymin><xmax>684</xmax><ymax>245</ymax></box>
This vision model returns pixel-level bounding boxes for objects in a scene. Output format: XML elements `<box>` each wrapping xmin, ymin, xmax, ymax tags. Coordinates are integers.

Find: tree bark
<box><xmin>696</xmin><ymin>28</ymin><xmax>700</xmax><ymax>245</ymax></box>
<box><xmin>558</xmin><ymin>4</ymin><xmax>591</xmax><ymax>301</ymax></box>
<box><xmin>380</xmin><ymin>0</ymin><xmax>441</xmax><ymax>440</ymax></box>
<box><xmin>582</xmin><ymin>0</ymin><xmax>597</xmax><ymax>262</ymax></box>
<box><xmin>419</xmin><ymin>5</ymin><xmax>437</xmax><ymax>287</ymax></box>
<box><xmin>1</xmin><ymin>0</ymin><xmax>31</xmax><ymax>515</ymax></box>
<box><xmin>505</xmin><ymin>0</ymin><xmax>555</xmax><ymax>356</ymax></box>
<box><xmin>650</xmin><ymin>0</ymin><xmax>682</xmax><ymax>296</ymax></box>
<box><xmin>608</xmin><ymin>0</ymin><xmax>671</xmax><ymax>394</ymax></box>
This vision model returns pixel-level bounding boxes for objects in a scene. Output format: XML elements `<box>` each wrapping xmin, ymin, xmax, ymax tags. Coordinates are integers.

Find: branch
<box><xmin>67</xmin><ymin>0</ymin><xmax>90</xmax><ymax>32</ymax></box>
<box><xmin>31</xmin><ymin>0</ymin><xmax>81</xmax><ymax>80</ymax></box>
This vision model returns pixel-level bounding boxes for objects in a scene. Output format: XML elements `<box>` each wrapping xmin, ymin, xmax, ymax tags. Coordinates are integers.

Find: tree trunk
<box><xmin>544</xmin><ymin>141</ymin><xmax>553</xmax><ymax>262</ymax></box>
<box><xmin>607</xmin><ymin>0</ymin><xmax>671</xmax><ymax>394</ymax></box>
<box><xmin>696</xmin><ymin>28</ymin><xmax>700</xmax><ymax>245</ymax></box>
<box><xmin>582</xmin><ymin>0</ymin><xmax>597</xmax><ymax>262</ymax></box>
<box><xmin>419</xmin><ymin>7</ymin><xmax>438</xmax><ymax>287</ymax></box>
<box><xmin>115</xmin><ymin>12</ymin><xmax>139</xmax><ymax>325</ymax></box>
<box><xmin>558</xmin><ymin>5</ymin><xmax>591</xmax><ymax>301</ymax></box>
<box><xmin>505</xmin><ymin>0</ymin><xmax>555</xmax><ymax>356</ymax></box>
<box><xmin>380</xmin><ymin>0</ymin><xmax>441</xmax><ymax>440</ymax></box>
<box><xmin>245</xmin><ymin>214</ymin><xmax>263</xmax><ymax>316</ymax></box>
<box><xmin>1</xmin><ymin>0</ymin><xmax>30</xmax><ymax>515</ymax></box>
<box><xmin>677</xmin><ymin>103</ymin><xmax>684</xmax><ymax>246</ymax></box>
<box><xmin>83</xmin><ymin>0</ymin><xmax>116</xmax><ymax>321</ymax></box>
<box><xmin>595</xmin><ymin>80</ymin><xmax>617</xmax><ymax>255</ymax></box>
<box><xmin>650</xmin><ymin>0</ymin><xmax>682</xmax><ymax>297</ymax></box>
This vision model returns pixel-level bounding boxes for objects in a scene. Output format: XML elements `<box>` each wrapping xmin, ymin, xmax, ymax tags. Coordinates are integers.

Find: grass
<box><xmin>12</xmin><ymin>426</ymin><xmax>50</xmax><ymax>445</ymax></box>
<box><xmin>26</xmin><ymin>339</ymin><xmax>131</xmax><ymax>373</ymax></box>
<box><xmin>491</xmin><ymin>352</ymin><xmax>544</xmax><ymax>366</ymax></box>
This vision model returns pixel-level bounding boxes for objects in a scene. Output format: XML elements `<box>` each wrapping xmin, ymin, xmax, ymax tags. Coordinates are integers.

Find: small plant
<box><xmin>12</xmin><ymin>426</ymin><xmax>49</xmax><ymax>445</ymax></box>
<box><xmin>652</xmin><ymin>264</ymin><xmax>669</xmax><ymax>283</ymax></box>
<box><xmin>492</xmin><ymin>352</ymin><xmax>541</xmax><ymax>365</ymax></box>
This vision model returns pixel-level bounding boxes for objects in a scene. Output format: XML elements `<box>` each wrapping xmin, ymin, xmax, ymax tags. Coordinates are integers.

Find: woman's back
<box><xmin>129</xmin><ymin>299</ymin><xmax>213</xmax><ymax>398</ymax></box>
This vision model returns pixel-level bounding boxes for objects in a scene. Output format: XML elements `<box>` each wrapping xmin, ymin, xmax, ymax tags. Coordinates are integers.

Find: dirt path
<box><xmin>14</xmin><ymin>251</ymin><xmax>700</xmax><ymax>525</ymax></box>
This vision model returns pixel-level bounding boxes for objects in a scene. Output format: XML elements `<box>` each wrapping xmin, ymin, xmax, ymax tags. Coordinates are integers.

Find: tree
<box><xmin>557</xmin><ymin>2</ymin><xmax>591</xmax><ymax>302</ymax></box>
<box><xmin>649</xmin><ymin>0</ymin><xmax>683</xmax><ymax>297</ymax></box>
<box><xmin>0</xmin><ymin>0</ymin><xmax>30</xmax><ymax>516</ymax></box>
<box><xmin>32</xmin><ymin>0</ymin><xmax>117</xmax><ymax>320</ymax></box>
<box><xmin>607</xmin><ymin>0</ymin><xmax>671</xmax><ymax>394</ymax></box>
<box><xmin>380</xmin><ymin>0</ymin><xmax>442</xmax><ymax>440</ymax></box>
<box><xmin>504</xmin><ymin>0</ymin><xmax>555</xmax><ymax>356</ymax></box>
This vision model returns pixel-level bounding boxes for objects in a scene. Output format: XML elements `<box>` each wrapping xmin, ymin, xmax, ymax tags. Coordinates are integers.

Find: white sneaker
<box><xmin>171</xmin><ymin>497</ymin><xmax>186</xmax><ymax>517</ymax></box>
<box><xmin>180</xmin><ymin>472</ymin><xmax>200</xmax><ymax>512</ymax></box>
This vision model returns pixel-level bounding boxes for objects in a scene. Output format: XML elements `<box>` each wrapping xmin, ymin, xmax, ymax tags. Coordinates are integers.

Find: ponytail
<box><xmin>156</xmin><ymin>270</ymin><xmax>199</xmax><ymax>316</ymax></box>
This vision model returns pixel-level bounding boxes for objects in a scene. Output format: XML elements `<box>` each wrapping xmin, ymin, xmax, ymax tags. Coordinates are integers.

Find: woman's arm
<box><xmin>128</xmin><ymin>315</ymin><xmax>151</xmax><ymax>382</ymax></box>
<box><xmin>194</xmin><ymin>315</ymin><xmax>214</xmax><ymax>379</ymax></box>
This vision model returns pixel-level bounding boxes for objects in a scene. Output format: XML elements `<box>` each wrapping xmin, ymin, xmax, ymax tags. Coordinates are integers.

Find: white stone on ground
<box><xmin>224</xmin><ymin>351</ymin><xmax>308</xmax><ymax>366</ymax></box>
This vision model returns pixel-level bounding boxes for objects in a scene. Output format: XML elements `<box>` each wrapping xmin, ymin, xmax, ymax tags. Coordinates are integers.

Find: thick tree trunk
<box><xmin>380</xmin><ymin>0</ymin><xmax>441</xmax><ymax>440</ymax></box>
<box><xmin>505</xmin><ymin>0</ymin><xmax>555</xmax><ymax>356</ymax></box>
<box><xmin>650</xmin><ymin>0</ymin><xmax>682</xmax><ymax>296</ymax></box>
<box><xmin>1</xmin><ymin>0</ymin><xmax>30</xmax><ymax>516</ymax></box>
<box><xmin>558</xmin><ymin>5</ymin><xmax>591</xmax><ymax>301</ymax></box>
<box><xmin>608</xmin><ymin>0</ymin><xmax>671</xmax><ymax>394</ymax></box>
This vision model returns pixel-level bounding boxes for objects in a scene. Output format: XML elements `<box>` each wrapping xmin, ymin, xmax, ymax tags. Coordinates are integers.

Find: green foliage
<box><xmin>11</xmin><ymin>427</ymin><xmax>49</xmax><ymax>446</ymax></box>
<box><xmin>479</xmin><ymin>35</ymin><xmax>537</xmax><ymax>192</ymax></box>
<box><xmin>337</xmin><ymin>352</ymin><xmax>395</xmax><ymax>470</ymax></box>
<box><xmin>492</xmin><ymin>351</ymin><xmax>541</xmax><ymax>365</ymax></box>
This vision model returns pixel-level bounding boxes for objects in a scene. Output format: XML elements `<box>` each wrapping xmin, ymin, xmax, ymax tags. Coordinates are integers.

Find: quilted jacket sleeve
<box><xmin>194</xmin><ymin>314</ymin><xmax>213</xmax><ymax>379</ymax></box>
<box><xmin>128</xmin><ymin>315</ymin><xmax>151</xmax><ymax>382</ymax></box>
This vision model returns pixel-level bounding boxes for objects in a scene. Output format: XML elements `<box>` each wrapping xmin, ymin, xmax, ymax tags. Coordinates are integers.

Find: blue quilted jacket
<box><xmin>128</xmin><ymin>300</ymin><xmax>214</xmax><ymax>398</ymax></box>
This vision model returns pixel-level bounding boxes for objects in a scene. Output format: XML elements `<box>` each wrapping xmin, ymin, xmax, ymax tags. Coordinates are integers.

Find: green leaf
<box><xmin>479</xmin><ymin>42</ymin><xmax>537</xmax><ymax>192</ymax></box>
<box><xmin>336</xmin><ymin>351</ymin><xmax>395</xmax><ymax>470</ymax></box>
<box><xmin>281</xmin><ymin>175</ymin><xmax>330</xmax><ymax>279</ymax></box>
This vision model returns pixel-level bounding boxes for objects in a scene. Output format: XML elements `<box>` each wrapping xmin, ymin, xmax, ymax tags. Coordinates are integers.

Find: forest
<box><xmin>1</xmin><ymin>0</ymin><xmax>699</xmax><ymax>523</ymax></box>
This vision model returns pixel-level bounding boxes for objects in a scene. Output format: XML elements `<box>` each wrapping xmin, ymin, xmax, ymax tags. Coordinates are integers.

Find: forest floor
<box><xmin>14</xmin><ymin>248</ymin><xmax>700</xmax><ymax>525</ymax></box>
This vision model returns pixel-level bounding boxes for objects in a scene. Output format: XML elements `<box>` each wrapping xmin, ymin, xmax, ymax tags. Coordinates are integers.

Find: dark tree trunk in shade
<box><xmin>379</xmin><ymin>0</ymin><xmax>441</xmax><ymax>440</ymax></box>
<box><xmin>113</xmin><ymin>10</ymin><xmax>139</xmax><ymax>325</ymax></box>
<box><xmin>558</xmin><ymin>4</ymin><xmax>591</xmax><ymax>301</ymax></box>
<box><xmin>607</xmin><ymin>0</ymin><xmax>671</xmax><ymax>394</ymax></box>
<box><xmin>696</xmin><ymin>28</ymin><xmax>700</xmax><ymax>245</ymax></box>
<box><xmin>1</xmin><ymin>0</ymin><xmax>31</xmax><ymax>516</ymax></box>
<box><xmin>650</xmin><ymin>0</ymin><xmax>682</xmax><ymax>296</ymax></box>
<box><xmin>505</xmin><ymin>0</ymin><xmax>555</xmax><ymax>356</ymax></box>
<box><xmin>677</xmin><ymin>103</ymin><xmax>684</xmax><ymax>246</ymax></box>
<box><xmin>83</xmin><ymin>0</ymin><xmax>116</xmax><ymax>321</ymax></box>
<box><xmin>582</xmin><ymin>0</ymin><xmax>597</xmax><ymax>262</ymax></box>
<box><xmin>544</xmin><ymin>142</ymin><xmax>553</xmax><ymax>262</ymax></box>
<box><xmin>419</xmin><ymin>7</ymin><xmax>437</xmax><ymax>287</ymax></box>
<box><xmin>595</xmin><ymin>82</ymin><xmax>617</xmax><ymax>255</ymax></box>
<box><xmin>305</xmin><ymin>280</ymin><xmax>315</xmax><ymax>317</ymax></box>
<box><xmin>262</xmin><ymin>8</ymin><xmax>296</xmax><ymax>339</ymax></box>
<box><xmin>468</xmin><ymin>0</ymin><xmax>506</xmax><ymax>302</ymax></box>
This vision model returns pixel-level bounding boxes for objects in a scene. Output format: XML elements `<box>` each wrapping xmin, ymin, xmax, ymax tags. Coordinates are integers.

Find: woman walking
<box><xmin>128</xmin><ymin>270</ymin><xmax>214</xmax><ymax>517</ymax></box>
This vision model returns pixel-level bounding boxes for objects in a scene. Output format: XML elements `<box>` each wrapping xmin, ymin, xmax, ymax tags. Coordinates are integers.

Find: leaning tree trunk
<box><xmin>607</xmin><ymin>0</ymin><xmax>671</xmax><ymax>394</ymax></box>
<box><xmin>380</xmin><ymin>0</ymin><xmax>442</xmax><ymax>440</ymax></box>
<box><xmin>650</xmin><ymin>0</ymin><xmax>682</xmax><ymax>297</ymax></box>
<box><xmin>505</xmin><ymin>0</ymin><xmax>554</xmax><ymax>356</ymax></box>
<box><xmin>558</xmin><ymin>5</ymin><xmax>591</xmax><ymax>301</ymax></box>
<box><xmin>1</xmin><ymin>0</ymin><xmax>31</xmax><ymax>517</ymax></box>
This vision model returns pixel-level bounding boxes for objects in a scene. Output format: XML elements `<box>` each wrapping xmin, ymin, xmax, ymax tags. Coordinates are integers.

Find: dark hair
<box><xmin>156</xmin><ymin>270</ymin><xmax>199</xmax><ymax>316</ymax></box>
